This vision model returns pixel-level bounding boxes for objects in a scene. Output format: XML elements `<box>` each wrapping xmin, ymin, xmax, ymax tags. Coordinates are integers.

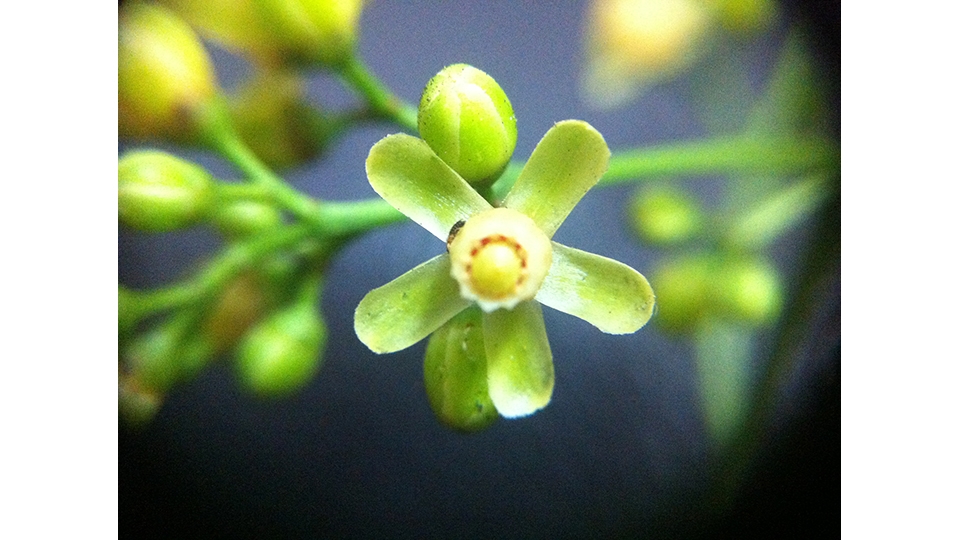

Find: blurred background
<box><xmin>119</xmin><ymin>0</ymin><xmax>839</xmax><ymax>537</ymax></box>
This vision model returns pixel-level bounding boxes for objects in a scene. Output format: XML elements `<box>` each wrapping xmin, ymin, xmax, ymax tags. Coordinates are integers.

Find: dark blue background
<box><xmin>120</xmin><ymin>1</ymin><xmax>839</xmax><ymax>538</ymax></box>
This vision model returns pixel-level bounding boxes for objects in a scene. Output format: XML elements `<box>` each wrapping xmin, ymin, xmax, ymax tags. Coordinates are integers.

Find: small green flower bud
<box><xmin>123</xmin><ymin>318</ymin><xmax>214</xmax><ymax>393</ymax></box>
<box><xmin>418</xmin><ymin>64</ymin><xmax>517</xmax><ymax>186</ymax></box>
<box><xmin>424</xmin><ymin>307</ymin><xmax>498</xmax><ymax>432</ymax></box>
<box><xmin>448</xmin><ymin>208</ymin><xmax>553</xmax><ymax>312</ymax></box>
<box><xmin>118</xmin><ymin>150</ymin><xmax>215</xmax><ymax>232</ymax></box>
<box><xmin>228</xmin><ymin>71</ymin><xmax>331</xmax><ymax>170</ymax></box>
<box><xmin>651</xmin><ymin>254</ymin><xmax>713</xmax><ymax>333</ymax></box>
<box><xmin>630</xmin><ymin>186</ymin><xmax>703</xmax><ymax>246</ymax></box>
<box><xmin>713</xmin><ymin>257</ymin><xmax>783</xmax><ymax>325</ymax></box>
<box><xmin>235</xmin><ymin>287</ymin><xmax>326</xmax><ymax>397</ymax></box>
<box><xmin>213</xmin><ymin>200</ymin><xmax>284</xmax><ymax>240</ymax></box>
<box><xmin>119</xmin><ymin>2</ymin><xmax>219</xmax><ymax>141</ymax></box>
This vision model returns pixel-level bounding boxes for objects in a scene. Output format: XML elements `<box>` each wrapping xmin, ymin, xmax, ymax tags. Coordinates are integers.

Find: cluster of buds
<box><xmin>118</xmin><ymin>1</ymin><xmax>352</xmax><ymax>167</ymax></box>
<box><xmin>627</xmin><ymin>186</ymin><xmax>783</xmax><ymax>333</ymax></box>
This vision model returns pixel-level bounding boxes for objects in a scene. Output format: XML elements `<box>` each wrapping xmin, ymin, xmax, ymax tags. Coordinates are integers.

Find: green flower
<box><xmin>355</xmin><ymin>120</ymin><xmax>655</xmax><ymax>418</ymax></box>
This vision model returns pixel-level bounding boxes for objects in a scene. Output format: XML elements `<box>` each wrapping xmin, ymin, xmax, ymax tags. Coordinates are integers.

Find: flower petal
<box><xmin>366</xmin><ymin>133</ymin><xmax>492</xmax><ymax>241</ymax></box>
<box><xmin>502</xmin><ymin>120</ymin><xmax>611</xmax><ymax>238</ymax></box>
<box><xmin>355</xmin><ymin>254</ymin><xmax>471</xmax><ymax>354</ymax></box>
<box><xmin>536</xmin><ymin>243</ymin><xmax>655</xmax><ymax>334</ymax></box>
<box><xmin>482</xmin><ymin>301</ymin><xmax>554</xmax><ymax>418</ymax></box>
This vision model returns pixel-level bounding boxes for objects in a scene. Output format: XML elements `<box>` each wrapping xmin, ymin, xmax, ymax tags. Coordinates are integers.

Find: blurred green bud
<box><xmin>123</xmin><ymin>317</ymin><xmax>215</xmax><ymax>393</ymax></box>
<box><xmin>160</xmin><ymin>0</ymin><xmax>364</xmax><ymax>68</ymax></box>
<box><xmin>418</xmin><ymin>64</ymin><xmax>517</xmax><ymax>187</ymax></box>
<box><xmin>582</xmin><ymin>0</ymin><xmax>713</xmax><ymax>108</ymax></box>
<box><xmin>119</xmin><ymin>367</ymin><xmax>164</xmax><ymax>427</ymax></box>
<box><xmin>653</xmin><ymin>252</ymin><xmax>783</xmax><ymax>334</ymax></box>
<box><xmin>705</xmin><ymin>0</ymin><xmax>777</xmax><ymax>36</ymax></box>
<box><xmin>235</xmin><ymin>285</ymin><xmax>326</xmax><ymax>397</ymax></box>
<box><xmin>119</xmin><ymin>2</ymin><xmax>219</xmax><ymax>141</ymax></box>
<box><xmin>713</xmin><ymin>256</ymin><xmax>783</xmax><ymax>325</ymax></box>
<box><xmin>213</xmin><ymin>200</ymin><xmax>284</xmax><ymax>240</ymax></box>
<box><xmin>630</xmin><ymin>186</ymin><xmax>703</xmax><ymax>246</ymax></box>
<box><xmin>118</xmin><ymin>150</ymin><xmax>215</xmax><ymax>232</ymax></box>
<box><xmin>650</xmin><ymin>254</ymin><xmax>713</xmax><ymax>333</ymax></box>
<box><xmin>424</xmin><ymin>307</ymin><xmax>498</xmax><ymax>432</ymax></box>
<box><xmin>228</xmin><ymin>71</ymin><xmax>332</xmax><ymax>170</ymax></box>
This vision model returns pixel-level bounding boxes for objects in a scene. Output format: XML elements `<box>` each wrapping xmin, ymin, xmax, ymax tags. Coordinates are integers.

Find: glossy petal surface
<box><xmin>482</xmin><ymin>301</ymin><xmax>554</xmax><ymax>418</ymax></box>
<box><xmin>536</xmin><ymin>243</ymin><xmax>655</xmax><ymax>334</ymax></box>
<box><xmin>355</xmin><ymin>254</ymin><xmax>471</xmax><ymax>354</ymax></box>
<box><xmin>502</xmin><ymin>120</ymin><xmax>611</xmax><ymax>238</ymax></box>
<box><xmin>366</xmin><ymin>133</ymin><xmax>491</xmax><ymax>240</ymax></box>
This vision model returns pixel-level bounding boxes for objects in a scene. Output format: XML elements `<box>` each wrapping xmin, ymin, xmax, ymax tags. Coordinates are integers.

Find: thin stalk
<box><xmin>134</xmin><ymin>224</ymin><xmax>314</xmax><ymax>317</ymax></box>
<box><xmin>337</xmin><ymin>56</ymin><xmax>419</xmax><ymax>132</ymax></box>
<box><xmin>602</xmin><ymin>134</ymin><xmax>838</xmax><ymax>185</ymax></box>
<box><xmin>197</xmin><ymin>99</ymin><xmax>404</xmax><ymax>237</ymax></box>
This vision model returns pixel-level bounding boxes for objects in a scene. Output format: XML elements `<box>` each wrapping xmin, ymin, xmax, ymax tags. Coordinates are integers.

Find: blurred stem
<box><xmin>133</xmin><ymin>224</ymin><xmax>315</xmax><ymax>318</ymax></box>
<box><xmin>196</xmin><ymin>98</ymin><xmax>405</xmax><ymax>237</ymax></box>
<box><xmin>707</xmin><ymin>187</ymin><xmax>840</xmax><ymax>513</ymax></box>
<box><xmin>601</xmin><ymin>134</ymin><xmax>838</xmax><ymax>185</ymax></box>
<box><xmin>215</xmin><ymin>182</ymin><xmax>272</xmax><ymax>203</ymax></box>
<box><xmin>722</xmin><ymin>174</ymin><xmax>834</xmax><ymax>251</ymax></box>
<box><xmin>337</xmin><ymin>56</ymin><xmax>419</xmax><ymax>132</ymax></box>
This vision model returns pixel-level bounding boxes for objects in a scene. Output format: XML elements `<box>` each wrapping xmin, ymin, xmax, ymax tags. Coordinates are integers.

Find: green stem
<box><xmin>314</xmin><ymin>199</ymin><xmax>405</xmax><ymax>236</ymax></box>
<box><xmin>337</xmin><ymin>56</ymin><xmax>419</xmax><ymax>132</ymax></box>
<box><xmin>197</xmin><ymin>99</ymin><xmax>404</xmax><ymax>236</ymax></box>
<box><xmin>200</xmin><ymin>104</ymin><xmax>323</xmax><ymax>221</ymax></box>
<box><xmin>215</xmin><ymin>182</ymin><xmax>273</xmax><ymax>204</ymax></box>
<box><xmin>706</xmin><ymin>188</ymin><xmax>840</xmax><ymax>513</ymax></box>
<box><xmin>134</xmin><ymin>224</ymin><xmax>315</xmax><ymax>317</ymax></box>
<box><xmin>601</xmin><ymin>134</ymin><xmax>838</xmax><ymax>185</ymax></box>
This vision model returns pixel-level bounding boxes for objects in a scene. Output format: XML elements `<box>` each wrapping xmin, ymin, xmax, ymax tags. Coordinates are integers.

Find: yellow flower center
<box><xmin>448</xmin><ymin>207</ymin><xmax>552</xmax><ymax>312</ymax></box>
<box><xmin>469</xmin><ymin>237</ymin><xmax>526</xmax><ymax>299</ymax></box>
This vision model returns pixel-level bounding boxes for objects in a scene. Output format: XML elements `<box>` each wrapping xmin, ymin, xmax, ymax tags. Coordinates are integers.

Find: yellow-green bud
<box><xmin>235</xmin><ymin>293</ymin><xmax>326</xmax><ymax>397</ymax></box>
<box><xmin>160</xmin><ymin>0</ymin><xmax>364</xmax><ymax>68</ymax></box>
<box><xmin>650</xmin><ymin>254</ymin><xmax>713</xmax><ymax>333</ymax></box>
<box><xmin>424</xmin><ymin>308</ymin><xmax>498</xmax><ymax>432</ymax></box>
<box><xmin>213</xmin><ymin>200</ymin><xmax>284</xmax><ymax>240</ymax></box>
<box><xmin>119</xmin><ymin>2</ymin><xmax>218</xmax><ymax>141</ymax></box>
<box><xmin>630</xmin><ymin>186</ymin><xmax>703</xmax><ymax>246</ymax></box>
<box><xmin>202</xmin><ymin>273</ymin><xmax>270</xmax><ymax>353</ymax></box>
<box><xmin>418</xmin><ymin>64</ymin><xmax>517</xmax><ymax>187</ymax></box>
<box><xmin>228</xmin><ymin>71</ymin><xmax>331</xmax><ymax>170</ymax></box>
<box><xmin>123</xmin><ymin>319</ymin><xmax>214</xmax><ymax>393</ymax></box>
<box><xmin>582</xmin><ymin>0</ymin><xmax>713</xmax><ymax>108</ymax></box>
<box><xmin>119</xmin><ymin>367</ymin><xmax>164</xmax><ymax>427</ymax></box>
<box><xmin>448</xmin><ymin>208</ymin><xmax>552</xmax><ymax>312</ymax></box>
<box><xmin>118</xmin><ymin>150</ymin><xmax>215</xmax><ymax>232</ymax></box>
<box><xmin>587</xmin><ymin>0</ymin><xmax>712</xmax><ymax>73</ymax></box>
<box><xmin>713</xmin><ymin>257</ymin><xmax>783</xmax><ymax>325</ymax></box>
<box><xmin>705</xmin><ymin>0</ymin><xmax>777</xmax><ymax>36</ymax></box>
